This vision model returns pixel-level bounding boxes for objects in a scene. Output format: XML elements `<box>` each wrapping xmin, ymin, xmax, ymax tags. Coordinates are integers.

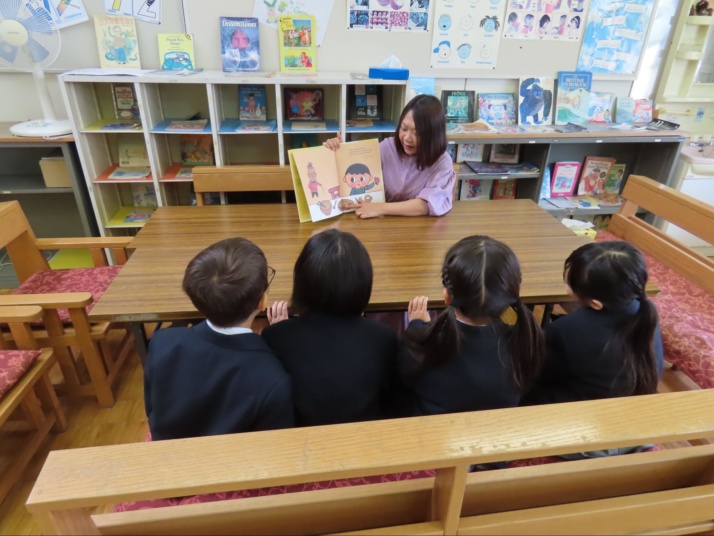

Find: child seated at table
<box><xmin>397</xmin><ymin>235</ymin><xmax>544</xmax><ymax>416</ymax></box>
<box><xmin>262</xmin><ymin>229</ymin><xmax>400</xmax><ymax>426</ymax></box>
<box><xmin>144</xmin><ymin>237</ymin><xmax>294</xmax><ymax>440</ymax></box>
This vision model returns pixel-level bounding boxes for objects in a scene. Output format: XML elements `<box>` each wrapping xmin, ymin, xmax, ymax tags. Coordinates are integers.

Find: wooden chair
<box><xmin>193</xmin><ymin>165</ymin><xmax>294</xmax><ymax>205</ymax></box>
<box><xmin>0</xmin><ymin>201</ymin><xmax>134</xmax><ymax>407</ymax></box>
<box><xmin>0</xmin><ymin>305</ymin><xmax>66</xmax><ymax>504</ymax></box>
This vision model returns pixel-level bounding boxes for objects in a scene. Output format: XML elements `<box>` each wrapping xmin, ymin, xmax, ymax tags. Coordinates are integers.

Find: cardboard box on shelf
<box><xmin>39</xmin><ymin>155</ymin><xmax>71</xmax><ymax>188</ymax></box>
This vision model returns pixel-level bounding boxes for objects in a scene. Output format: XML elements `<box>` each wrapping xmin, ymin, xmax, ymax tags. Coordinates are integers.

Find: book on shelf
<box><xmin>118</xmin><ymin>140</ymin><xmax>149</xmax><ymax>168</ymax></box>
<box><xmin>158</xmin><ymin>33</ymin><xmax>196</xmax><ymax>71</ymax></box>
<box><xmin>460</xmin><ymin>179</ymin><xmax>494</xmax><ymax>201</ymax></box>
<box><xmin>555</xmin><ymin>71</ymin><xmax>591</xmax><ymax>126</ymax></box>
<box><xmin>614</xmin><ymin>97</ymin><xmax>635</xmax><ymax>124</ymax></box>
<box><xmin>238</xmin><ymin>85</ymin><xmax>267</xmax><ymax>120</ymax></box>
<box><xmin>290</xmin><ymin>121</ymin><xmax>327</xmax><ymax>131</ymax></box>
<box><xmin>180</xmin><ymin>135</ymin><xmax>214</xmax><ymax>166</ymax></box>
<box><xmin>94</xmin><ymin>15</ymin><xmax>142</xmax><ymax>69</ymax></box>
<box><xmin>163</xmin><ymin>164</ymin><xmax>193</xmax><ymax>180</ymax></box>
<box><xmin>108</xmin><ymin>167</ymin><xmax>151</xmax><ymax>180</ymax></box>
<box><xmin>465</xmin><ymin>161</ymin><xmax>508</xmax><ymax>174</ymax></box>
<box><xmin>220</xmin><ymin>17</ymin><xmax>260</xmax><ymax>72</ymax></box>
<box><xmin>577</xmin><ymin>156</ymin><xmax>616</xmax><ymax>195</ymax></box>
<box><xmin>348</xmin><ymin>85</ymin><xmax>383</xmax><ymax>121</ymax></box>
<box><xmin>477</xmin><ymin>93</ymin><xmax>517</xmax><ymax>125</ymax></box>
<box><xmin>441</xmin><ymin>90</ymin><xmax>475</xmax><ymax>124</ymax></box>
<box><xmin>489</xmin><ymin>144</ymin><xmax>520</xmax><ymax>163</ymax></box>
<box><xmin>550</xmin><ymin>161</ymin><xmax>581</xmax><ymax>197</ymax></box>
<box><xmin>100</xmin><ymin>121</ymin><xmax>141</xmax><ymax>130</ymax></box>
<box><xmin>456</xmin><ymin>143</ymin><xmax>483</xmax><ymax>163</ymax></box>
<box><xmin>446</xmin><ymin>143</ymin><xmax>457</xmax><ymax>163</ymax></box>
<box><xmin>565</xmin><ymin>195</ymin><xmax>601</xmax><ymax>209</ymax></box>
<box><xmin>132</xmin><ymin>184</ymin><xmax>158</xmax><ymax>207</ymax></box>
<box><xmin>646</xmin><ymin>119</ymin><xmax>679</xmax><ymax>131</ymax></box>
<box><xmin>505</xmin><ymin>162</ymin><xmax>539</xmax><ymax>174</ymax></box>
<box><xmin>604</xmin><ymin>164</ymin><xmax>626</xmax><ymax>194</ymax></box>
<box><xmin>493</xmin><ymin>179</ymin><xmax>518</xmax><ymax>199</ymax></box>
<box><xmin>518</xmin><ymin>77</ymin><xmax>554</xmax><ymax>126</ymax></box>
<box><xmin>595</xmin><ymin>192</ymin><xmax>624</xmax><ymax>206</ymax></box>
<box><xmin>553</xmin><ymin>122</ymin><xmax>588</xmax><ymax>133</ymax></box>
<box><xmin>111</xmin><ymin>83</ymin><xmax>140</xmax><ymax>120</ymax></box>
<box><xmin>288</xmin><ymin>139</ymin><xmax>384</xmax><ymax>223</ymax></box>
<box><xmin>346</xmin><ymin>119</ymin><xmax>374</xmax><ymax>127</ymax></box>
<box><xmin>409</xmin><ymin>77</ymin><xmax>436</xmax><ymax>97</ymax></box>
<box><xmin>123</xmin><ymin>209</ymin><xmax>154</xmax><ymax>223</ymax></box>
<box><xmin>234</xmin><ymin>120</ymin><xmax>276</xmax><ymax>132</ymax></box>
<box><xmin>543</xmin><ymin>196</ymin><xmax>578</xmax><ymax>209</ymax></box>
<box><xmin>165</xmin><ymin>119</ymin><xmax>209</xmax><ymax>131</ymax></box>
<box><xmin>284</xmin><ymin>87</ymin><xmax>324</xmax><ymax>121</ymax></box>
<box><xmin>447</xmin><ymin>119</ymin><xmax>499</xmax><ymax>134</ymax></box>
<box><xmin>540</xmin><ymin>165</ymin><xmax>552</xmax><ymax>199</ymax></box>
<box><xmin>497</xmin><ymin>125</ymin><xmax>527</xmax><ymax>134</ymax></box>
<box><xmin>587</xmin><ymin>92</ymin><xmax>615</xmax><ymax>124</ymax></box>
<box><xmin>278</xmin><ymin>14</ymin><xmax>316</xmax><ymax>73</ymax></box>
<box><xmin>634</xmin><ymin>99</ymin><xmax>654</xmax><ymax>123</ymax></box>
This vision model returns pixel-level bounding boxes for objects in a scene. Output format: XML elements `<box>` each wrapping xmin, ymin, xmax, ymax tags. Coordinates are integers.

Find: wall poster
<box><xmin>347</xmin><ymin>0</ymin><xmax>431</xmax><ymax>32</ymax></box>
<box><xmin>252</xmin><ymin>0</ymin><xmax>335</xmax><ymax>46</ymax></box>
<box><xmin>502</xmin><ymin>0</ymin><xmax>589</xmax><ymax>41</ymax></box>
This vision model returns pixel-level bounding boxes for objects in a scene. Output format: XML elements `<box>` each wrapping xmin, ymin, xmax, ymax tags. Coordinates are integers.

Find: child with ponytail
<box><xmin>398</xmin><ymin>235</ymin><xmax>545</xmax><ymax>416</ymax></box>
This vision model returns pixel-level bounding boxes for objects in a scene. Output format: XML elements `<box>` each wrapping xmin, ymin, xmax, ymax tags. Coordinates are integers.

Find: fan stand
<box><xmin>11</xmin><ymin>69</ymin><xmax>72</xmax><ymax>137</ymax></box>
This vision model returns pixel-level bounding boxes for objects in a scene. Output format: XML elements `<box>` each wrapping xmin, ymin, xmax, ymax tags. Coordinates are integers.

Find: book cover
<box><xmin>553</xmin><ymin>122</ymin><xmax>588</xmax><ymax>133</ymax></box>
<box><xmin>118</xmin><ymin>140</ymin><xmax>149</xmax><ymax>168</ymax></box>
<box><xmin>577</xmin><ymin>156</ymin><xmax>616</xmax><ymax>195</ymax></box>
<box><xmin>446</xmin><ymin>143</ymin><xmax>457</xmax><ymax>163</ymax></box>
<box><xmin>278</xmin><ymin>14</ymin><xmax>316</xmax><ymax>74</ymax></box>
<box><xmin>165</xmin><ymin>119</ymin><xmax>209</xmax><ymax>131</ymax></box>
<box><xmin>94</xmin><ymin>15</ymin><xmax>141</xmax><ymax>69</ymax></box>
<box><xmin>566</xmin><ymin>195</ymin><xmax>601</xmax><ymax>209</ymax></box>
<box><xmin>497</xmin><ymin>125</ymin><xmax>527</xmax><ymax>134</ymax></box>
<box><xmin>180</xmin><ymin>135</ymin><xmax>215</xmax><ymax>166</ymax></box>
<box><xmin>634</xmin><ymin>99</ymin><xmax>654</xmax><ymax>123</ymax></box>
<box><xmin>108</xmin><ymin>167</ymin><xmax>151</xmax><ymax>179</ymax></box>
<box><xmin>441</xmin><ymin>90</ymin><xmax>475</xmax><ymax>124</ymax></box>
<box><xmin>348</xmin><ymin>85</ymin><xmax>383</xmax><ymax>121</ymax></box>
<box><xmin>409</xmin><ymin>77</ymin><xmax>436</xmax><ymax>97</ymax></box>
<box><xmin>291</xmin><ymin>121</ymin><xmax>327</xmax><ymax>131</ymax></box>
<box><xmin>288</xmin><ymin>139</ymin><xmax>384</xmax><ymax>222</ymax></box>
<box><xmin>220</xmin><ymin>17</ymin><xmax>260</xmax><ymax>72</ymax></box>
<box><xmin>587</xmin><ymin>92</ymin><xmax>615</xmax><ymax>124</ymax></box>
<box><xmin>518</xmin><ymin>77</ymin><xmax>554</xmax><ymax>125</ymax></box>
<box><xmin>100</xmin><ymin>121</ymin><xmax>141</xmax><ymax>130</ymax></box>
<box><xmin>459</xmin><ymin>179</ymin><xmax>494</xmax><ymax>201</ymax></box>
<box><xmin>555</xmin><ymin>71</ymin><xmax>591</xmax><ymax>125</ymax></box>
<box><xmin>645</xmin><ymin>119</ymin><xmax>679</xmax><ymax>131</ymax></box>
<box><xmin>604</xmin><ymin>163</ymin><xmax>626</xmax><ymax>194</ymax></box>
<box><xmin>615</xmin><ymin>97</ymin><xmax>635</xmax><ymax>124</ymax></box>
<box><xmin>238</xmin><ymin>85</ymin><xmax>267</xmax><ymax>120</ymax></box>
<box><xmin>112</xmin><ymin>83</ymin><xmax>140</xmax><ymax>120</ymax></box>
<box><xmin>493</xmin><ymin>179</ymin><xmax>518</xmax><ymax>199</ymax></box>
<box><xmin>456</xmin><ymin>143</ymin><xmax>483</xmax><ymax>163</ymax></box>
<box><xmin>132</xmin><ymin>184</ymin><xmax>158</xmax><ymax>207</ymax></box>
<box><xmin>490</xmin><ymin>144</ymin><xmax>520</xmax><ymax>164</ymax></box>
<box><xmin>595</xmin><ymin>192</ymin><xmax>624</xmax><ymax>206</ymax></box>
<box><xmin>448</xmin><ymin>120</ymin><xmax>499</xmax><ymax>134</ymax></box>
<box><xmin>545</xmin><ymin>196</ymin><xmax>579</xmax><ymax>209</ymax></box>
<box><xmin>162</xmin><ymin>164</ymin><xmax>193</xmax><ymax>180</ymax></box>
<box><xmin>551</xmin><ymin>161</ymin><xmax>581</xmax><ymax>197</ymax></box>
<box><xmin>477</xmin><ymin>93</ymin><xmax>517</xmax><ymax>125</ymax></box>
<box><xmin>465</xmin><ymin>161</ymin><xmax>508</xmax><ymax>174</ymax></box>
<box><xmin>234</xmin><ymin>120</ymin><xmax>276</xmax><ymax>132</ymax></box>
<box><xmin>284</xmin><ymin>88</ymin><xmax>324</xmax><ymax>121</ymax></box>
<box><xmin>158</xmin><ymin>34</ymin><xmax>196</xmax><ymax>71</ymax></box>
<box><xmin>123</xmin><ymin>209</ymin><xmax>154</xmax><ymax>223</ymax></box>
<box><xmin>505</xmin><ymin>162</ymin><xmax>539</xmax><ymax>174</ymax></box>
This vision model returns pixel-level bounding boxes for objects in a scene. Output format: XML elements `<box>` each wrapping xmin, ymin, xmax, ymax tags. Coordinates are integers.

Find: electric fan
<box><xmin>0</xmin><ymin>0</ymin><xmax>72</xmax><ymax>137</ymax></box>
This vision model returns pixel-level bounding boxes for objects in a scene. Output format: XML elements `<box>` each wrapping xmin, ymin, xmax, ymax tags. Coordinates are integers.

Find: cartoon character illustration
<box><xmin>242</xmin><ymin>92</ymin><xmax>257</xmax><ymax>118</ymax></box>
<box><xmin>506</xmin><ymin>12</ymin><xmax>519</xmax><ymax>35</ymax></box>
<box><xmin>299</xmin><ymin>51</ymin><xmax>312</xmax><ymax>68</ymax></box>
<box><xmin>567</xmin><ymin>15</ymin><xmax>580</xmax><ymax>38</ymax></box>
<box><xmin>583</xmin><ymin>167</ymin><xmax>607</xmax><ymax>194</ymax></box>
<box><xmin>223</xmin><ymin>28</ymin><xmax>259</xmax><ymax>71</ymax></box>
<box><xmin>480</xmin><ymin>45</ymin><xmax>492</xmax><ymax>59</ymax></box>
<box><xmin>161</xmin><ymin>51</ymin><xmax>194</xmax><ymax>70</ymax></box>
<box><xmin>479</xmin><ymin>15</ymin><xmax>500</xmax><ymax>33</ymax></box>
<box><xmin>438</xmin><ymin>14</ymin><xmax>451</xmax><ymax>30</ymax></box>
<box><xmin>318</xmin><ymin>200</ymin><xmax>333</xmax><ymax>216</ymax></box>
<box><xmin>457</xmin><ymin>43</ymin><xmax>472</xmax><ymax>59</ymax></box>
<box><xmin>342</xmin><ymin>163</ymin><xmax>380</xmax><ymax>195</ymax></box>
<box><xmin>519</xmin><ymin>77</ymin><xmax>553</xmax><ymax>125</ymax></box>
<box><xmin>460</xmin><ymin>15</ymin><xmax>473</xmax><ymax>31</ymax></box>
<box><xmin>305</xmin><ymin>162</ymin><xmax>324</xmax><ymax>198</ymax></box>
<box><xmin>555</xmin><ymin>14</ymin><xmax>566</xmax><ymax>36</ymax></box>
<box><xmin>538</xmin><ymin>15</ymin><xmax>550</xmax><ymax>37</ymax></box>
<box><xmin>433</xmin><ymin>40</ymin><xmax>451</xmax><ymax>59</ymax></box>
<box><xmin>521</xmin><ymin>13</ymin><xmax>534</xmax><ymax>35</ymax></box>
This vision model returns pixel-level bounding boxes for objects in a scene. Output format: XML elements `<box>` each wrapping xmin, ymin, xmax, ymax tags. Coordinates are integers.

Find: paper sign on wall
<box><xmin>252</xmin><ymin>0</ymin><xmax>334</xmax><ymax>46</ymax></box>
<box><xmin>39</xmin><ymin>0</ymin><xmax>89</xmax><ymax>29</ymax></box>
<box><xmin>104</xmin><ymin>0</ymin><xmax>162</xmax><ymax>25</ymax></box>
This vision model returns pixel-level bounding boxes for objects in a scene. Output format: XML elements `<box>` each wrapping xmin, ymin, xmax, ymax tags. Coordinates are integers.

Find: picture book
<box><xmin>234</xmin><ymin>120</ymin><xmax>276</xmax><ymax>132</ymax></box>
<box><xmin>162</xmin><ymin>164</ymin><xmax>194</xmax><ymax>180</ymax></box>
<box><xmin>565</xmin><ymin>195</ymin><xmax>601</xmax><ymax>209</ymax></box>
<box><xmin>604</xmin><ymin>164</ymin><xmax>626</xmax><ymax>194</ymax></box>
<box><xmin>587</xmin><ymin>92</ymin><xmax>615</xmax><ymax>124</ymax></box>
<box><xmin>278</xmin><ymin>14</ymin><xmax>316</xmax><ymax>74</ymax></box>
<box><xmin>634</xmin><ymin>99</ymin><xmax>654</xmax><ymax>123</ymax></box>
<box><xmin>158</xmin><ymin>34</ymin><xmax>195</xmax><ymax>71</ymax></box>
<box><xmin>465</xmin><ymin>161</ymin><xmax>508</xmax><ymax>175</ymax></box>
<box><xmin>131</xmin><ymin>184</ymin><xmax>158</xmax><ymax>207</ymax></box>
<box><xmin>544</xmin><ymin>197</ymin><xmax>578</xmax><ymax>209</ymax></box>
<box><xmin>505</xmin><ymin>162</ymin><xmax>539</xmax><ymax>174</ymax></box>
<box><xmin>595</xmin><ymin>192</ymin><xmax>624</xmax><ymax>206</ymax></box>
<box><xmin>551</xmin><ymin>162</ymin><xmax>582</xmax><ymax>197</ymax></box>
<box><xmin>446</xmin><ymin>143</ymin><xmax>457</xmax><ymax>163</ymax></box>
<box><xmin>553</xmin><ymin>122</ymin><xmax>589</xmax><ymax>133</ymax></box>
<box><xmin>409</xmin><ymin>77</ymin><xmax>436</xmax><ymax>98</ymax></box>
<box><xmin>518</xmin><ymin>77</ymin><xmax>554</xmax><ymax>126</ymax></box>
<box><xmin>497</xmin><ymin>125</ymin><xmax>527</xmax><ymax>134</ymax></box>
<box><xmin>555</xmin><ymin>71</ymin><xmax>591</xmax><ymax>126</ymax></box>
<box><xmin>165</xmin><ymin>119</ymin><xmax>209</xmax><ymax>131</ymax></box>
<box><xmin>220</xmin><ymin>17</ymin><xmax>260</xmax><ymax>72</ymax></box>
<box><xmin>456</xmin><ymin>143</ymin><xmax>483</xmax><ymax>163</ymax></box>
<box><xmin>348</xmin><ymin>85</ymin><xmax>383</xmax><ymax>121</ymax></box>
<box><xmin>577</xmin><ymin>157</ymin><xmax>616</xmax><ymax>195</ymax></box>
<box><xmin>645</xmin><ymin>119</ymin><xmax>680</xmax><ymax>131</ymax></box>
<box><xmin>108</xmin><ymin>167</ymin><xmax>151</xmax><ymax>180</ymax></box>
<box><xmin>284</xmin><ymin>88</ymin><xmax>324</xmax><ymax>121</ymax></box>
<box><xmin>238</xmin><ymin>85</ymin><xmax>267</xmax><ymax>120</ymax></box>
<box><xmin>489</xmin><ymin>144</ymin><xmax>520</xmax><ymax>164</ymax></box>
<box><xmin>112</xmin><ymin>83</ymin><xmax>140</xmax><ymax>120</ymax></box>
<box><xmin>94</xmin><ymin>15</ymin><xmax>141</xmax><ymax>69</ymax></box>
<box><xmin>492</xmin><ymin>179</ymin><xmax>518</xmax><ymax>200</ymax></box>
<box><xmin>441</xmin><ymin>90</ymin><xmax>475</xmax><ymax>125</ymax></box>
<box><xmin>615</xmin><ymin>97</ymin><xmax>635</xmax><ymax>124</ymax></box>
<box><xmin>100</xmin><ymin>121</ymin><xmax>141</xmax><ymax>130</ymax></box>
<box><xmin>180</xmin><ymin>135</ymin><xmax>214</xmax><ymax>166</ymax></box>
<box><xmin>477</xmin><ymin>93</ymin><xmax>517</xmax><ymax>125</ymax></box>
<box><xmin>288</xmin><ymin>139</ymin><xmax>384</xmax><ymax>223</ymax></box>
<box><xmin>291</xmin><ymin>121</ymin><xmax>327</xmax><ymax>131</ymax></box>
<box><xmin>118</xmin><ymin>140</ymin><xmax>149</xmax><ymax>168</ymax></box>
<box><xmin>459</xmin><ymin>179</ymin><xmax>494</xmax><ymax>201</ymax></box>
<box><xmin>123</xmin><ymin>209</ymin><xmax>154</xmax><ymax>223</ymax></box>
<box><xmin>448</xmin><ymin>120</ymin><xmax>499</xmax><ymax>134</ymax></box>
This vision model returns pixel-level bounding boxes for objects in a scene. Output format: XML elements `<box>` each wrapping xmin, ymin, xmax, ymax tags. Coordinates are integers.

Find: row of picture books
<box><xmin>95</xmin><ymin>14</ymin><xmax>317</xmax><ymax>75</ymax></box>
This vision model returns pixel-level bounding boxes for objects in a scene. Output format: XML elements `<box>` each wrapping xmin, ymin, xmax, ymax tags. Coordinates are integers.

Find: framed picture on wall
<box><xmin>284</xmin><ymin>87</ymin><xmax>324</xmax><ymax>121</ymax></box>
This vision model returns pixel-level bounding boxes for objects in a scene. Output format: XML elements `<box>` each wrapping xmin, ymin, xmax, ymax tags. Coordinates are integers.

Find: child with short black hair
<box><xmin>144</xmin><ymin>237</ymin><xmax>294</xmax><ymax>440</ymax></box>
<box><xmin>262</xmin><ymin>229</ymin><xmax>399</xmax><ymax>426</ymax></box>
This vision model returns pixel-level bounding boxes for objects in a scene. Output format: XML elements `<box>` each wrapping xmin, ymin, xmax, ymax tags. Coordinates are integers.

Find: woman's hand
<box><xmin>354</xmin><ymin>202</ymin><xmax>384</xmax><ymax>219</ymax></box>
<box><xmin>408</xmin><ymin>296</ymin><xmax>431</xmax><ymax>323</ymax></box>
<box><xmin>322</xmin><ymin>132</ymin><xmax>342</xmax><ymax>151</ymax></box>
<box><xmin>267</xmin><ymin>300</ymin><xmax>289</xmax><ymax>324</ymax></box>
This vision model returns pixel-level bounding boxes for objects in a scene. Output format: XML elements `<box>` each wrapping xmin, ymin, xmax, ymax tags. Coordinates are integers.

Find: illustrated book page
<box><xmin>289</xmin><ymin>139</ymin><xmax>384</xmax><ymax>222</ymax></box>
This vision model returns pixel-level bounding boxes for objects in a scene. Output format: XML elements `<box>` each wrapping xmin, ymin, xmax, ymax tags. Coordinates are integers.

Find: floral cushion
<box><xmin>505</xmin><ymin>444</ymin><xmax>662</xmax><ymax>468</ymax></box>
<box><xmin>597</xmin><ymin>231</ymin><xmax>714</xmax><ymax>389</ymax></box>
<box><xmin>0</xmin><ymin>349</ymin><xmax>41</xmax><ymax>398</ymax></box>
<box><xmin>12</xmin><ymin>266</ymin><xmax>122</xmax><ymax>324</ymax></box>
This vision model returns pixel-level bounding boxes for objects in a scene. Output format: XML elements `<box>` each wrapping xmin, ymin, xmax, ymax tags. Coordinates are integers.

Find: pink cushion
<box><xmin>12</xmin><ymin>266</ymin><xmax>122</xmax><ymax>324</ymax></box>
<box><xmin>597</xmin><ymin>232</ymin><xmax>714</xmax><ymax>389</ymax></box>
<box><xmin>505</xmin><ymin>444</ymin><xmax>662</xmax><ymax>468</ymax></box>
<box><xmin>0</xmin><ymin>349</ymin><xmax>41</xmax><ymax>398</ymax></box>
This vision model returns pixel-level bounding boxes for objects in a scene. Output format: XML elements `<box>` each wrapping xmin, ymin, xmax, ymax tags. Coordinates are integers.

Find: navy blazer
<box><xmin>145</xmin><ymin>321</ymin><xmax>294</xmax><ymax>440</ymax></box>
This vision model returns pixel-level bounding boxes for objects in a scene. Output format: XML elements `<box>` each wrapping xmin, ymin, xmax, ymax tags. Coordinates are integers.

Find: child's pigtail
<box><xmin>403</xmin><ymin>305</ymin><xmax>461</xmax><ymax>371</ymax></box>
<box><xmin>620</xmin><ymin>295</ymin><xmax>659</xmax><ymax>395</ymax></box>
<box><xmin>508</xmin><ymin>298</ymin><xmax>545</xmax><ymax>392</ymax></box>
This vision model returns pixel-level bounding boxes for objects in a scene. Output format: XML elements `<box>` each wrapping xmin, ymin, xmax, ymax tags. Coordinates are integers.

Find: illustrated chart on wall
<box><xmin>103</xmin><ymin>0</ymin><xmax>163</xmax><ymax>25</ymax></box>
<box><xmin>347</xmin><ymin>0</ymin><xmax>431</xmax><ymax>32</ymax></box>
<box><xmin>502</xmin><ymin>0</ymin><xmax>589</xmax><ymax>41</ymax></box>
<box><xmin>252</xmin><ymin>0</ymin><xmax>334</xmax><ymax>45</ymax></box>
<box><xmin>39</xmin><ymin>0</ymin><xmax>88</xmax><ymax>29</ymax></box>
<box><xmin>430</xmin><ymin>0</ymin><xmax>507</xmax><ymax>69</ymax></box>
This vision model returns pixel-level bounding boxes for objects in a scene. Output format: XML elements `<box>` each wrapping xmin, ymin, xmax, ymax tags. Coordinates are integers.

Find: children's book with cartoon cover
<box><xmin>459</xmin><ymin>179</ymin><xmax>494</xmax><ymax>201</ymax></box>
<box><xmin>477</xmin><ymin>93</ymin><xmax>517</xmax><ymax>125</ymax></box>
<box><xmin>555</xmin><ymin>71</ymin><xmax>591</xmax><ymax>125</ymax></box>
<box><xmin>614</xmin><ymin>97</ymin><xmax>635</xmax><ymax>124</ymax></box>
<box><xmin>587</xmin><ymin>92</ymin><xmax>614</xmax><ymax>124</ymax></box>
<box><xmin>456</xmin><ymin>143</ymin><xmax>483</xmax><ymax>163</ymax></box>
<box><xmin>278</xmin><ymin>14</ymin><xmax>317</xmax><ymax>74</ymax></box>
<box><xmin>111</xmin><ymin>83</ymin><xmax>140</xmax><ymax>120</ymax></box>
<box><xmin>604</xmin><ymin>163</ymin><xmax>626</xmax><ymax>194</ymax></box>
<box><xmin>220</xmin><ymin>17</ymin><xmax>260</xmax><ymax>72</ymax></box>
<box><xmin>633</xmin><ymin>99</ymin><xmax>653</xmax><ymax>123</ymax></box>
<box><xmin>577</xmin><ymin>156</ymin><xmax>616</xmax><ymax>195</ymax></box>
<box><xmin>348</xmin><ymin>85</ymin><xmax>383</xmax><ymax>121</ymax></box>
<box><xmin>441</xmin><ymin>90</ymin><xmax>475</xmax><ymax>125</ymax></box>
<box><xmin>518</xmin><ymin>77</ymin><xmax>554</xmax><ymax>125</ymax></box>
<box><xmin>158</xmin><ymin>34</ymin><xmax>195</xmax><ymax>71</ymax></box>
<box><xmin>238</xmin><ymin>85</ymin><xmax>268</xmax><ymax>120</ymax></box>
<box><xmin>284</xmin><ymin>88</ymin><xmax>324</xmax><ymax>121</ymax></box>
<box><xmin>551</xmin><ymin>161</ymin><xmax>582</xmax><ymax>197</ymax></box>
<box><xmin>180</xmin><ymin>135</ymin><xmax>215</xmax><ymax>166</ymax></box>
<box><xmin>288</xmin><ymin>139</ymin><xmax>384</xmax><ymax>222</ymax></box>
<box><xmin>94</xmin><ymin>15</ymin><xmax>141</xmax><ymax>69</ymax></box>
<box><xmin>492</xmin><ymin>179</ymin><xmax>518</xmax><ymax>199</ymax></box>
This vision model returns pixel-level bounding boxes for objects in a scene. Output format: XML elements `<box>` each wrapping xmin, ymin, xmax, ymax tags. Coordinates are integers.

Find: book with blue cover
<box><xmin>588</xmin><ymin>92</ymin><xmax>615</xmax><ymax>124</ymax></box>
<box><xmin>477</xmin><ymin>93</ymin><xmax>517</xmax><ymax>125</ymax></box>
<box><xmin>441</xmin><ymin>90</ymin><xmax>475</xmax><ymax>124</ymax></box>
<box><xmin>555</xmin><ymin>71</ymin><xmax>592</xmax><ymax>126</ymax></box>
<box><xmin>615</xmin><ymin>97</ymin><xmax>635</xmax><ymax>124</ymax></box>
<box><xmin>238</xmin><ymin>85</ymin><xmax>268</xmax><ymax>120</ymax></box>
<box><xmin>220</xmin><ymin>17</ymin><xmax>260</xmax><ymax>72</ymax></box>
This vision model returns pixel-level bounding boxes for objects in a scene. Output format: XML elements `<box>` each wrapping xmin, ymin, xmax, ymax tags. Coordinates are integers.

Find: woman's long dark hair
<box><xmin>565</xmin><ymin>241</ymin><xmax>659</xmax><ymax>395</ymax></box>
<box><xmin>403</xmin><ymin>236</ymin><xmax>544</xmax><ymax>393</ymax></box>
<box><xmin>394</xmin><ymin>94</ymin><xmax>447</xmax><ymax>170</ymax></box>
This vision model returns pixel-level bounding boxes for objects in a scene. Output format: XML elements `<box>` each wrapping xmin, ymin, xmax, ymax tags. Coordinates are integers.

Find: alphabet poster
<box><xmin>430</xmin><ymin>0</ymin><xmax>507</xmax><ymax>69</ymax></box>
<box><xmin>347</xmin><ymin>0</ymin><xmax>431</xmax><ymax>32</ymax></box>
<box><xmin>576</xmin><ymin>0</ymin><xmax>655</xmax><ymax>74</ymax></box>
<box><xmin>502</xmin><ymin>0</ymin><xmax>589</xmax><ymax>41</ymax></box>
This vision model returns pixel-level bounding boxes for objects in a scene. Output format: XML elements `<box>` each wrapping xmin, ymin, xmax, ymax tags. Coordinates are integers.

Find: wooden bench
<box><xmin>193</xmin><ymin>165</ymin><xmax>294</xmax><ymax>205</ymax></box>
<box><xmin>27</xmin><ymin>390</ymin><xmax>714</xmax><ymax>535</ymax></box>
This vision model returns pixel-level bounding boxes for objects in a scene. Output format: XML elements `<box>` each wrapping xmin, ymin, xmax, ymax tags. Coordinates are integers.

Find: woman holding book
<box><xmin>323</xmin><ymin>95</ymin><xmax>455</xmax><ymax>218</ymax></box>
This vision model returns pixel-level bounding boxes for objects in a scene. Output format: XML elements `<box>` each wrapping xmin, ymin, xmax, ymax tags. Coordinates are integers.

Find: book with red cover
<box><xmin>492</xmin><ymin>179</ymin><xmax>518</xmax><ymax>199</ymax></box>
<box><xmin>577</xmin><ymin>156</ymin><xmax>616</xmax><ymax>195</ymax></box>
<box><xmin>550</xmin><ymin>161</ymin><xmax>581</xmax><ymax>197</ymax></box>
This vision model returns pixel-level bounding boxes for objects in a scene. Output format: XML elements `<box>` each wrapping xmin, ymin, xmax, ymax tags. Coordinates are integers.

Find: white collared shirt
<box><xmin>206</xmin><ymin>319</ymin><xmax>253</xmax><ymax>335</ymax></box>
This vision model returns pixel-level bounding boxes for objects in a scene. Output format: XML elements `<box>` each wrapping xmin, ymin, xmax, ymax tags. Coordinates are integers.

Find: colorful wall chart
<box><xmin>576</xmin><ymin>0</ymin><xmax>655</xmax><ymax>74</ymax></box>
<box><xmin>347</xmin><ymin>0</ymin><xmax>431</xmax><ymax>32</ymax></box>
<box><xmin>430</xmin><ymin>0</ymin><xmax>506</xmax><ymax>69</ymax></box>
<box><xmin>502</xmin><ymin>0</ymin><xmax>589</xmax><ymax>41</ymax></box>
<box><xmin>37</xmin><ymin>0</ymin><xmax>88</xmax><ymax>29</ymax></box>
<box><xmin>104</xmin><ymin>0</ymin><xmax>163</xmax><ymax>25</ymax></box>
<box><xmin>253</xmin><ymin>0</ymin><xmax>335</xmax><ymax>46</ymax></box>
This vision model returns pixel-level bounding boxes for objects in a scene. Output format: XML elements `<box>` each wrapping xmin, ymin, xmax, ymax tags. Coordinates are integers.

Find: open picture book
<box><xmin>288</xmin><ymin>139</ymin><xmax>384</xmax><ymax>222</ymax></box>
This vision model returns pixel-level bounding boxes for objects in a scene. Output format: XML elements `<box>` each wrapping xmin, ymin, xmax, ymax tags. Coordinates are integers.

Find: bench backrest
<box><xmin>608</xmin><ymin>174</ymin><xmax>714</xmax><ymax>293</ymax></box>
<box><xmin>192</xmin><ymin>165</ymin><xmax>294</xmax><ymax>205</ymax></box>
<box><xmin>27</xmin><ymin>390</ymin><xmax>714</xmax><ymax>535</ymax></box>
